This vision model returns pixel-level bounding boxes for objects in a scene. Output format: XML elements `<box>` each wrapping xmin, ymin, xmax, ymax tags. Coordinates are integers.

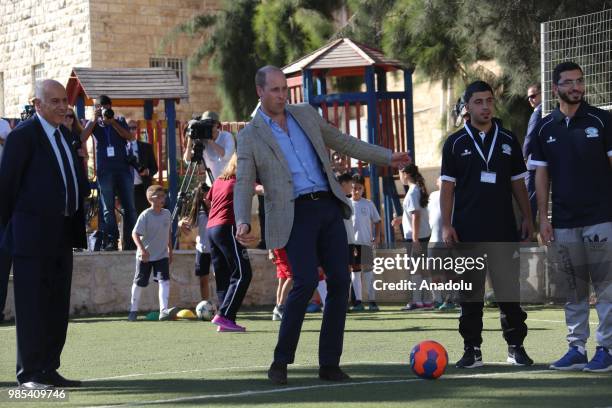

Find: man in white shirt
<box><xmin>183</xmin><ymin>111</ymin><xmax>235</xmax><ymax>180</ymax></box>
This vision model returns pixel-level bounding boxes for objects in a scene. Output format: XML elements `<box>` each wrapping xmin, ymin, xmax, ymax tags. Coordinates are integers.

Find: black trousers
<box><xmin>208</xmin><ymin>224</ymin><xmax>252</xmax><ymax>321</ymax></box>
<box><xmin>134</xmin><ymin>183</ymin><xmax>149</xmax><ymax>216</ymax></box>
<box><xmin>457</xmin><ymin>243</ymin><xmax>528</xmax><ymax>348</ymax></box>
<box><xmin>0</xmin><ymin>248</ymin><xmax>12</xmax><ymax>321</ymax></box>
<box><xmin>13</xmin><ymin>221</ymin><xmax>73</xmax><ymax>384</ymax></box>
<box><xmin>275</xmin><ymin>197</ymin><xmax>350</xmax><ymax>367</ymax></box>
<box><xmin>526</xmin><ymin>169</ymin><xmax>537</xmax><ymax>226</ymax></box>
<box><xmin>121</xmin><ymin>183</ymin><xmax>148</xmax><ymax>251</ymax></box>
<box><xmin>257</xmin><ymin>195</ymin><xmax>266</xmax><ymax>247</ymax></box>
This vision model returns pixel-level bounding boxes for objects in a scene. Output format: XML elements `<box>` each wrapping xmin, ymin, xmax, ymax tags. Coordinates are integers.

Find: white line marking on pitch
<box><xmin>84</xmin><ymin>361</ymin><xmax>402</xmax><ymax>382</ymax></box>
<box><xmin>86</xmin><ymin>369</ymin><xmax>552</xmax><ymax>407</ymax></box>
<box><xmin>417</xmin><ymin>313</ymin><xmax>598</xmax><ymax>326</ymax></box>
<box><xmin>527</xmin><ymin>318</ymin><xmax>597</xmax><ymax>325</ymax></box>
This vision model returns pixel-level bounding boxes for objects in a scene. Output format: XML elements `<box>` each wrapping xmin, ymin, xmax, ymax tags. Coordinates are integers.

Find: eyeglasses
<box><xmin>557</xmin><ymin>78</ymin><xmax>585</xmax><ymax>88</ymax></box>
<box><xmin>65</xmin><ymin>115</ymin><xmax>75</xmax><ymax>119</ymax></box>
<box><xmin>129</xmin><ymin>127</ymin><xmax>138</xmax><ymax>130</ymax></box>
<box><xmin>527</xmin><ymin>92</ymin><xmax>540</xmax><ymax>100</ymax></box>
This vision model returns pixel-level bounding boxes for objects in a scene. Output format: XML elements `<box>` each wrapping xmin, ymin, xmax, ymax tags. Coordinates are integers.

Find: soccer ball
<box><xmin>195</xmin><ymin>300</ymin><xmax>214</xmax><ymax>321</ymax></box>
<box><xmin>410</xmin><ymin>340</ymin><xmax>448</xmax><ymax>379</ymax></box>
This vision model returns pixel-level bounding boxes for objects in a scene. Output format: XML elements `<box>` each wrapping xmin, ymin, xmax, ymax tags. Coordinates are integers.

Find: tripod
<box><xmin>171</xmin><ymin>140</ymin><xmax>214</xmax><ymax>245</ymax></box>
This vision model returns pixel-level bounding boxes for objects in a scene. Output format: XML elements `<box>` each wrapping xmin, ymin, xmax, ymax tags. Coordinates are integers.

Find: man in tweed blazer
<box><xmin>235</xmin><ymin>66</ymin><xmax>410</xmax><ymax>385</ymax></box>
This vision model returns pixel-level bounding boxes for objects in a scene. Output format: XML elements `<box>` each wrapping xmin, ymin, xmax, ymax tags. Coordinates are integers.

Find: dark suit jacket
<box><xmin>0</xmin><ymin>116</ymin><xmax>90</xmax><ymax>256</ymax></box>
<box><xmin>136</xmin><ymin>141</ymin><xmax>158</xmax><ymax>188</ymax></box>
<box><xmin>523</xmin><ymin>104</ymin><xmax>542</xmax><ymax>159</ymax></box>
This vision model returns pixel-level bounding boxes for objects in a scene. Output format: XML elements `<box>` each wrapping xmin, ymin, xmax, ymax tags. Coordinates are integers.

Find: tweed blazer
<box><xmin>234</xmin><ymin>103</ymin><xmax>391</xmax><ymax>249</ymax></box>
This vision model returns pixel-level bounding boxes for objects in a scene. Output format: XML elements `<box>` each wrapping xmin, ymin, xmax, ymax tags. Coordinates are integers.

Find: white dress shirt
<box><xmin>37</xmin><ymin>113</ymin><xmax>79</xmax><ymax>214</ymax></box>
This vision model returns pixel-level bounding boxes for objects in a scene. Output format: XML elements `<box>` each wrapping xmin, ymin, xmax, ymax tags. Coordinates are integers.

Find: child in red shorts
<box><xmin>270</xmin><ymin>248</ymin><xmax>293</xmax><ymax>321</ymax></box>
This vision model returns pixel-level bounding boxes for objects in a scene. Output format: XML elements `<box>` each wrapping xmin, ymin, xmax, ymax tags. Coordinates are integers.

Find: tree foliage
<box><xmin>161</xmin><ymin>0</ymin><xmax>342</xmax><ymax>120</ymax></box>
<box><xmin>162</xmin><ymin>0</ymin><xmax>610</xmax><ymax>131</ymax></box>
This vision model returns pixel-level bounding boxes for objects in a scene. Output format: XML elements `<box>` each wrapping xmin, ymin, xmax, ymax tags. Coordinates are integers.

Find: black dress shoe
<box><xmin>43</xmin><ymin>371</ymin><xmax>82</xmax><ymax>388</ymax></box>
<box><xmin>19</xmin><ymin>381</ymin><xmax>53</xmax><ymax>390</ymax></box>
<box><xmin>267</xmin><ymin>362</ymin><xmax>287</xmax><ymax>385</ymax></box>
<box><xmin>319</xmin><ymin>366</ymin><xmax>350</xmax><ymax>381</ymax></box>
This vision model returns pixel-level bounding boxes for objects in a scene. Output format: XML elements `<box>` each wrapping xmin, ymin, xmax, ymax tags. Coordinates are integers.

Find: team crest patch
<box><xmin>546</xmin><ymin>135</ymin><xmax>556</xmax><ymax>143</ymax></box>
<box><xmin>461</xmin><ymin>149</ymin><xmax>472</xmax><ymax>156</ymax></box>
<box><xmin>585</xmin><ymin>127</ymin><xmax>599</xmax><ymax>138</ymax></box>
<box><xmin>501</xmin><ymin>144</ymin><xmax>512</xmax><ymax>155</ymax></box>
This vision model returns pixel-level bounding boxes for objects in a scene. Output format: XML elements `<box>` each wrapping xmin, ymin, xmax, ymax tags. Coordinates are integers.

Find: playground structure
<box><xmin>66</xmin><ymin>67</ymin><xmax>188</xmax><ymax>218</ymax></box>
<box><xmin>63</xmin><ymin>38</ymin><xmax>415</xmax><ymax>244</ymax></box>
<box><xmin>282</xmin><ymin>38</ymin><xmax>414</xmax><ymax>242</ymax></box>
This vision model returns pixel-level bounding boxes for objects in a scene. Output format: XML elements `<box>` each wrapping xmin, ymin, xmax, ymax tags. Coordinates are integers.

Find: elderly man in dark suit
<box><xmin>127</xmin><ymin>120</ymin><xmax>158</xmax><ymax>214</ymax></box>
<box><xmin>234</xmin><ymin>66</ymin><xmax>411</xmax><ymax>384</ymax></box>
<box><xmin>0</xmin><ymin>79</ymin><xmax>89</xmax><ymax>389</ymax></box>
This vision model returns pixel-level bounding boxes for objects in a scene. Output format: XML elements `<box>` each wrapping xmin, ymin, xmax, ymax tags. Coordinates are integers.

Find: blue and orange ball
<box><xmin>410</xmin><ymin>340</ymin><xmax>448</xmax><ymax>379</ymax></box>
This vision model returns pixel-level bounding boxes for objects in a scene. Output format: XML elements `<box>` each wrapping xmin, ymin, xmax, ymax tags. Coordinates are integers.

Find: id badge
<box><xmin>480</xmin><ymin>171</ymin><xmax>496</xmax><ymax>184</ymax></box>
<box><xmin>106</xmin><ymin>146</ymin><xmax>115</xmax><ymax>157</ymax></box>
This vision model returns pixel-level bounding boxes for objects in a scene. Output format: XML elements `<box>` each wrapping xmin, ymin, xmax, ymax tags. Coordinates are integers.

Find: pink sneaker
<box><xmin>211</xmin><ymin>315</ymin><xmax>246</xmax><ymax>332</ymax></box>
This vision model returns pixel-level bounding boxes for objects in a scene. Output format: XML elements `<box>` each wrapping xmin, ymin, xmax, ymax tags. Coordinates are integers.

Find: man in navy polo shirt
<box><xmin>441</xmin><ymin>81</ymin><xmax>535</xmax><ymax>369</ymax></box>
<box><xmin>82</xmin><ymin>95</ymin><xmax>136</xmax><ymax>251</ymax></box>
<box><xmin>530</xmin><ymin>61</ymin><xmax>612</xmax><ymax>373</ymax></box>
<box><xmin>523</xmin><ymin>83</ymin><xmax>542</xmax><ymax>225</ymax></box>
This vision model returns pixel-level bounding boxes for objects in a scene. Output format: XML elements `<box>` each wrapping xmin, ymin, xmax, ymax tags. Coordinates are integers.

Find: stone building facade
<box><xmin>0</xmin><ymin>0</ymin><xmax>221</xmax><ymax>122</ymax></box>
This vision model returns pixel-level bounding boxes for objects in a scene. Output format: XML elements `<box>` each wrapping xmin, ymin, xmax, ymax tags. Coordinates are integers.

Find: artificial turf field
<box><xmin>0</xmin><ymin>306</ymin><xmax>611</xmax><ymax>407</ymax></box>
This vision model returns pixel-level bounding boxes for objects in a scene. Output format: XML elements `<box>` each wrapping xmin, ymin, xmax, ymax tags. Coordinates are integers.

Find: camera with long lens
<box><xmin>186</xmin><ymin>118</ymin><xmax>216</xmax><ymax>141</ymax></box>
<box><xmin>20</xmin><ymin>105</ymin><xmax>36</xmax><ymax>121</ymax></box>
<box><xmin>102</xmin><ymin>107</ymin><xmax>115</xmax><ymax>120</ymax></box>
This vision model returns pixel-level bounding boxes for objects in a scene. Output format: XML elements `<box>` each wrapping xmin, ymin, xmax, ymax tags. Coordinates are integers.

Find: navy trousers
<box><xmin>0</xmin><ymin>248</ymin><xmax>11</xmax><ymax>321</ymax></box>
<box><xmin>13</xmin><ymin>221</ymin><xmax>73</xmax><ymax>384</ymax></box>
<box><xmin>274</xmin><ymin>197</ymin><xmax>350</xmax><ymax>367</ymax></box>
<box><xmin>208</xmin><ymin>224</ymin><xmax>252</xmax><ymax>321</ymax></box>
<box><xmin>526</xmin><ymin>169</ymin><xmax>537</xmax><ymax>225</ymax></box>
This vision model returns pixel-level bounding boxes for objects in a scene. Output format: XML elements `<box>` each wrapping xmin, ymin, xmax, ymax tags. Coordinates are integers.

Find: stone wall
<box><xmin>2</xmin><ymin>246</ymin><xmax>550</xmax><ymax>320</ymax></box>
<box><xmin>0</xmin><ymin>0</ymin><xmax>92</xmax><ymax>117</ymax></box>
<box><xmin>2</xmin><ymin>249</ymin><xmax>277</xmax><ymax>320</ymax></box>
<box><xmin>88</xmin><ymin>0</ymin><xmax>222</xmax><ymax>124</ymax></box>
<box><xmin>0</xmin><ymin>0</ymin><xmax>222</xmax><ymax>123</ymax></box>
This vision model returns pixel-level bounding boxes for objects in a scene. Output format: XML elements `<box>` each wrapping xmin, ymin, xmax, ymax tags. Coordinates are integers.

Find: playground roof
<box><xmin>66</xmin><ymin>67</ymin><xmax>189</xmax><ymax>107</ymax></box>
<box><xmin>283</xmin><ymin>38</ymin><xmax>406</xmax><ymax>77</ymax></box>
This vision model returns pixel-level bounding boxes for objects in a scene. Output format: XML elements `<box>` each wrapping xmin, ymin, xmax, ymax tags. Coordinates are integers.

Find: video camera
<box><xmin>186</xmin><ymin>118</ymin><xmax>216</xmax><ymax>141</ymax></box>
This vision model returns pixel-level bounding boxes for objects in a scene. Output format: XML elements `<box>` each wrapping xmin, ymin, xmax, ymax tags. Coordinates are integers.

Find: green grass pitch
<box><xmin>0</xmin><ymin>306</ymin><xmax>610</xmax><ymax>407</ymax></box>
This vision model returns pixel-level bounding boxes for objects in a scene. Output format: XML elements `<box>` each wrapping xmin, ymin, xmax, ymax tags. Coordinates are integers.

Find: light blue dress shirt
<box><xmin>259</xmin><ymin>108</ymin><xmax>329</xmax><ymax>197</ymax></box>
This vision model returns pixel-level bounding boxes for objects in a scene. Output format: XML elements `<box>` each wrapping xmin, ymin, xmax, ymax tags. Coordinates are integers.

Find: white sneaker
<box><xmin>272</xmin><ymin>305</ymin><xmax>284</xmax><ymax>321</ymax></box>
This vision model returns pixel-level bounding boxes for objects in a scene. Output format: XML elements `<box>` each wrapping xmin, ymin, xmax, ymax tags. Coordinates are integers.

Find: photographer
<box><xmin>127</xmin><ymin>119</ymin><xmax>158</xmax><ymax>215</ymax></box>
<box><xmin>81</xmin><ymin>94</ymin><xmax>136</xmax><ymax>251</ymax></box>
<box><xmin>183</xmin><ymin>111</ymin><xmax>235</xmax><ymax>180</ymax></box>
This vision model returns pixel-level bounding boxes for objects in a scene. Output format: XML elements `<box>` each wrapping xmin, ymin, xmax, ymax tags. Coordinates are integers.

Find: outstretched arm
<box><xmin>310</xmin><ymin>105</ymin><xmax>410</xmax><ymax>168</ymax></box>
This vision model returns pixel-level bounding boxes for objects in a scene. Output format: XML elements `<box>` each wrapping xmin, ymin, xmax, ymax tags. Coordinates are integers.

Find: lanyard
<box><xmin>463</xmin><ymin>122</ymin><xmax>498</xmax><ymax>171</ymax></box>
<box><xmin>104</xmin><ymin>125</ymin><xmax>112</xmax><ymax>147</ymax></box>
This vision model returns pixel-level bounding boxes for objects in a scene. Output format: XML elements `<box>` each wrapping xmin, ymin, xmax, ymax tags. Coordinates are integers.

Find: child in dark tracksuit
<box><xmin>207</xmin><ymin>155</ymin><xmax>253</xmax><ymax>332</ymax></box>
